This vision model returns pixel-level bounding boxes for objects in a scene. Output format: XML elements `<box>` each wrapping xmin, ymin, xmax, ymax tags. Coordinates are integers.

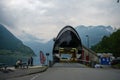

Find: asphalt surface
<box><xmin>0</xmin><ymin>66</ymin><xmax>47</xmax><ymax>80</ymax></box>
<box><xmin>6</xmin><ymin>63</ymin><xmax>120</xmax><ymax>80</ymax></box>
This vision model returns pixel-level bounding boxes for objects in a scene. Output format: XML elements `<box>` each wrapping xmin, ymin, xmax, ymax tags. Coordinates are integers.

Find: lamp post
<box><xmin>86</xmin><ymin>35</ymin><xmax>90</xmax><ymax>65</ymax></box>
<box><xmin>86</xmin><ymin>35</ymin><xmax>89</xmax><ymax>48</ymax></box>
<box><xmin>46</xmin><ymin>53</ymin><xmax>49</xmax><ymax>66</ymax></box>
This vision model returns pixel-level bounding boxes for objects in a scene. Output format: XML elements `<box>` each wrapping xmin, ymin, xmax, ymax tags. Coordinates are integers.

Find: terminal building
<box><xmin>52</xmin><ymin>26</ymin><xmax>98</xmax><ymax>64</ymax></box>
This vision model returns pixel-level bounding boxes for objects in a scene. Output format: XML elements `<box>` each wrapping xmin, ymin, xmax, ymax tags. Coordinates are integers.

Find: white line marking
<box><xmin>30</xmin><ymin>74</ymin><xmax>41</xmax><ymax>80</ymax></box>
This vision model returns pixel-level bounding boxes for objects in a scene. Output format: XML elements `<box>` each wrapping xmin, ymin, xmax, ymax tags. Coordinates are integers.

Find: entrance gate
<box><xmin>59</xmin><ymin>48</ymin><xmax>78</xmax><ymax>62</ymax></box>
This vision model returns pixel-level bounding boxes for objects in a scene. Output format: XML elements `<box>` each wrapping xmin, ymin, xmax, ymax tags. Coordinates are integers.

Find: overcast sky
<box><xmin>0</xmin><ymin>0</ymin><xmax>120</xmax><ymax>43</ymax></box>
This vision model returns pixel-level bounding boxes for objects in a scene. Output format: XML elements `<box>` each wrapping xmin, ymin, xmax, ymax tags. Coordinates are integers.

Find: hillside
<box><xmin>0</xmin><ymin>24</ymin><xmax>35</xmax><ymax>56</ymax></box>
<box><xmin>91</xmin><ymin>29</ymin><xmax>120</xmax><ymax>57</ymax></box>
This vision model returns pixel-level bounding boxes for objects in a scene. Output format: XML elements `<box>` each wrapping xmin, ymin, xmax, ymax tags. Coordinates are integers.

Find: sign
<box><xmin>40</xmin><ymin>51</ymin><xmax>46</xmax><ymax>64</ymax></box>
<box><xmin>82</xmin><ymin>50</ymin><xmax>84</xmax><ymax>60</ymax></box>
<box><xmin>100</xmin><ymin>57</ymin><xmax>110</xmax><ymax>65</ymax></box>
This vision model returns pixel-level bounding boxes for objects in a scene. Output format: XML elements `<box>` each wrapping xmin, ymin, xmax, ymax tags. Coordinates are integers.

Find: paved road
<box><xmin>7</xmin><ymin>63</ymin><xmax>120</xmax><ymax>80</ymax></box>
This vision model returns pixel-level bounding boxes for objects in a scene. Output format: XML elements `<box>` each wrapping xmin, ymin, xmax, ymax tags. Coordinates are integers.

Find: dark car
<box><xmin>111</xmin><ymin>59</ymin><xmax>120</xmax><ymax>65</ymax></box>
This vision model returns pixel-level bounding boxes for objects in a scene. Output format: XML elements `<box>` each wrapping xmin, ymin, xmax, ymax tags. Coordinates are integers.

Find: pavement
<box><xmin>0</xmin><ymin>64</ymin><xmax>113</xmax><ymax>80</ymax></box>
<box><xmin>94</xmin><ymin>64</ymin><xmax>112</xmax><ymax>68</ymax></box>
<box><xmin>0</xmin><ymin>66</ymin><xmax>48</xmax><ymax>80</ymax></box>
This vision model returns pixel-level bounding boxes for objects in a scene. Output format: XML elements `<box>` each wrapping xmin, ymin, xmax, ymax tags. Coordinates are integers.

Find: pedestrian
<box><xmin>30</xmin><ymin>57</ymin><xmax>33</xmax><ymax>66</ymax></box>
<box><xmin>27</xmin><ymin>58</ymin><xmax>31</xmax><ymax>66</ymax></box>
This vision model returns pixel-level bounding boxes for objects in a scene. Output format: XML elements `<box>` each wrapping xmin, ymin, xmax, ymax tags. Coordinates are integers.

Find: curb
<box><xmin>9</xmin><ymin>66</ymin><xmax>48</xmax><ymax>78</ymax></box>
<box><xmin>0</xmin><ymin>66</ymin><xmax>48</xmax><ymax>80</ymax></box>
<box><xmin>26</xmin><ymin>66</ymin><xmax>48</xmax><ymax>75</ymax></box>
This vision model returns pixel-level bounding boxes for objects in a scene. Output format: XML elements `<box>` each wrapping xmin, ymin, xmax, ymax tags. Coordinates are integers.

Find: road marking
<box><xmin>30</xmin><ymin>74</ymin><xmax>41</xmax><ymax>80</ymax></box>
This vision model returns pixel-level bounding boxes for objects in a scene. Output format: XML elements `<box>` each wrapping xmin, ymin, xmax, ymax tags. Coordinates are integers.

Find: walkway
<box><xmin>0</xmin><ymin>66</ymin><xmax>47</xmax><ymax>80</ymax></box>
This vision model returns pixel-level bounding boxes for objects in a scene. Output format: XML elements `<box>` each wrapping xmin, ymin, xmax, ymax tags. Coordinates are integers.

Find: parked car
<box><xmin>111</xmin><ymin>59</ymin><xmax>120</xmax><ymax>65</ymax></box>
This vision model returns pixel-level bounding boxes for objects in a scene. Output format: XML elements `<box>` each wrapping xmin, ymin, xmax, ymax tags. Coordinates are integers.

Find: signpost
<box><xmin>46</xmin><ymin>53</ymin><xmax>50</xmax><ymax>66</ymax></box>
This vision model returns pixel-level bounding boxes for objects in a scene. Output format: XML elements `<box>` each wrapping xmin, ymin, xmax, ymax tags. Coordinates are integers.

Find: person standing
<box><xmin>27</xmin><ymin>57</ymin><xmax>33</xmax><ymax>66</ymax></box>
<box><xmin>30</xmin><ymin>57</ymin><xmax>33</xmax><ymax>66</ymax></box>
<box><xmin>27</xmin><ymin>58</ymin><xmax>31</xmax><ymax>66</ymax></box>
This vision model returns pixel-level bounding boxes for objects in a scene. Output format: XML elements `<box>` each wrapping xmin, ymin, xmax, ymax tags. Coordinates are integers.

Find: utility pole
<box><xmin>86</xmin><ymin>35</ymin><xmax>89</xmax><ymax>48</ymax></box>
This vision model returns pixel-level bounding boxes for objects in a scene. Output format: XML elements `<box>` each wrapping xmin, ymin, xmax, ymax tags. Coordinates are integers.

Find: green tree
<box><xmin>91</xmin><ymin>29</ymin><xmax>120</xmax><ymax>57</ymax></box>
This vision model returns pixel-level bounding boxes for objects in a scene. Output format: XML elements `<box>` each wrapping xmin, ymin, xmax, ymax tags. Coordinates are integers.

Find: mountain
<box><xmin>0</xmin><ymin>24</ymin><xmax>35</xmax><ymax>56</ymax></box>
<box><xmin>24</xmin><ymin>25</ymin><xmax>115</xmax><ymax>54</ymax></box>
<box><xmin>75</xmin><ymin>25</ymin><xmax>115</xmax><ymax>47</ymax></box>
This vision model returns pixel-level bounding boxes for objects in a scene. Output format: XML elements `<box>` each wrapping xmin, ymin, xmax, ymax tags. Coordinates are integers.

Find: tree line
<box><xmin>91</xmin><ymin>29</ymin><xmax>120</xmax><ymax>57</ymax></box>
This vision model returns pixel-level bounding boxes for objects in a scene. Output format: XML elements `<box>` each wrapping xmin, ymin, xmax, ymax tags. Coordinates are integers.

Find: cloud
<box><xmin>0</xmin><ymin>0</ymin><xmax>120</xmax><ymax>43</ymax></box>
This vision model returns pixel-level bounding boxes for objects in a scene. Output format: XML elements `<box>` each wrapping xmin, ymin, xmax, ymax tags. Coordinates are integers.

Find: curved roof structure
<box><xmin>56</xmin><ymin>26</ymin><xmax>81</xmax><ymax>41</ymax></box>
<box><xmin>53</xmin><ymin>25</ymin><xmax>82</xmax><ymax>54</ymax></box>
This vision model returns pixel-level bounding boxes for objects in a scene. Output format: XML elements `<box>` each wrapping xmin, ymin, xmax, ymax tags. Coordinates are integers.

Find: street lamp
<box><xmin>46</xmin><ymin>53</ymin><xmax>50</xmax><ymax>66</ymax></box>
<box><xmin>86</xmin><ymin>35</ymin><xmax>89</xmax><ymax>48</ymax></box>
<box><xmin>86</xmin><ymin>35</ymin><xmax>90</xmax><ymax>65</ymax></box>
